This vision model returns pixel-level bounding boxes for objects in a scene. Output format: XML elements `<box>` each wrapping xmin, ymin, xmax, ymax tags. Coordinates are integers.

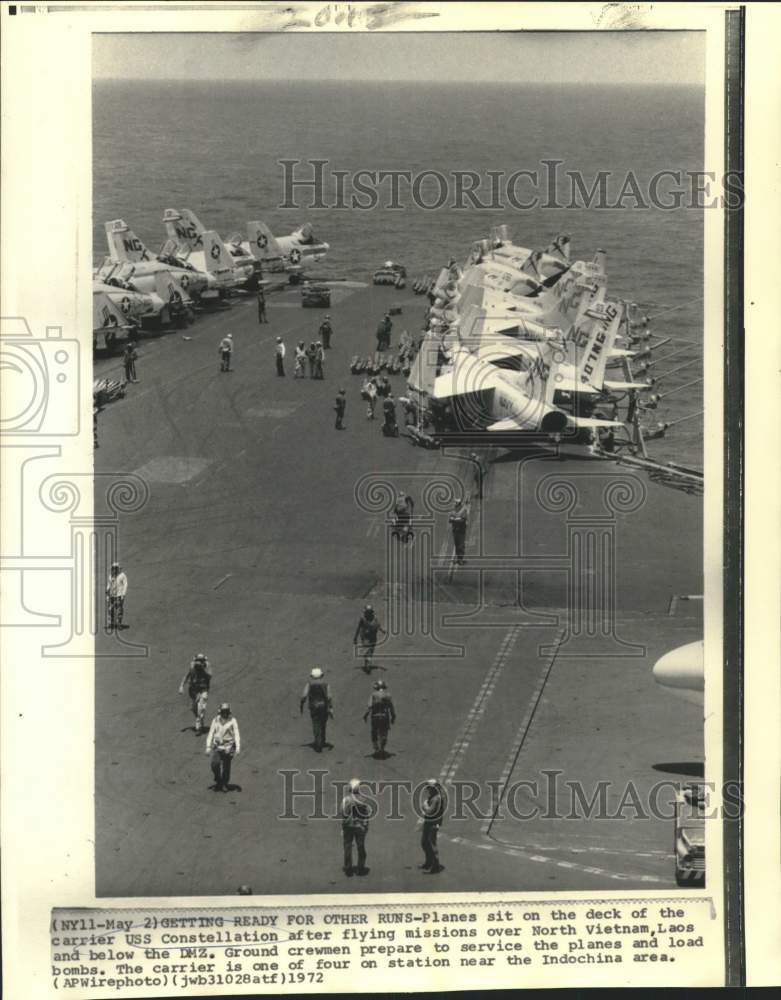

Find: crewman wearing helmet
<box><xmin>205</xmin><ymin>702</ymin><xmax>241</xmax><ymax>792</ymax></box>
<box><xmin>420</xmin><ymin>778</ymin><xmax>446</xmax><ymax>874</ymax></box>
<box><xmin>106</xmin><ymin>561</ymin><xmax>128</xmax><ymax>629</ymax></box>
<box><xmin>363</xmin><ymin>680</ymin><xmax>396</xmax><ymax>755</ymax></box>
<box><xmin>340</xmin><ymin>778</ymin><xmax>371</xmax><ymax>877</ymax></box>
<box><xmin>353</xmin><ymin>605</ymin><xmax>387</xmax><ymax>673</ymax></box>
<box><xmin>218</xmin><ymin>333</ymin><xmax>233</xmax><ymax>372</ymax></box>
<box><xmin>300</xmin><ymin>668</ymin><xmax>333</xmax><ymax>752</ymax></box>
<box><xmin>179</xmin><ymin>653</ymin><xmax>212</xmax><ymax>735</ymax></box>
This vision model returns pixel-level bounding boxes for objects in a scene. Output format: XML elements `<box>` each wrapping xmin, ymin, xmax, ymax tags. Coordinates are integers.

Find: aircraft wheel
<box><xmin>105</xmin><ymin>330</ymin><xmax>117</xmax><ymax>352</ymax></box>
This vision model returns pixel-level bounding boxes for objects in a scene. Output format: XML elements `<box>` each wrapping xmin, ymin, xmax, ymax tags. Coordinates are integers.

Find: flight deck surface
<box><xmin>94</xmin><ymin>280</ymin><xmax>702</xmax><ymax>896</ymax></box>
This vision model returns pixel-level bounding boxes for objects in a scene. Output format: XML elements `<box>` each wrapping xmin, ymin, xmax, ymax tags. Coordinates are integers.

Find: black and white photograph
<box><xmin>2</xmin><ymin>2</ymin><xmax>779</xmax><ymax>995</ymax></box>
<box><xmin>91</xmin><ymin>24</ymin><xmax>711</xmax><ymax>898</ymax></box>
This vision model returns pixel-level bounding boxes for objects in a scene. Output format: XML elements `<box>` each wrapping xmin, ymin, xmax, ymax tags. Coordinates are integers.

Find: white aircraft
<box><xmin>103</xmin><ymin>219</ymin><xmax>218</xmax><ymax>299</ymax></box>
<box><xmin>469</xmin><ymin>226</ymin><xmax>572</xmax><ymax>285</ymax></box>
<box><xmin>93</xmin><ymin>266</ymin><xmax>194</xmax><ymax>328</ymax></box>
<box><xmin>233</xmin><ymin>221</ymin><xmax>330</xmax><ymax>276</ymax></box>
<box><xmin>92</xmin><ymin>279</ymin><xmax>158</xmax><ymax>326</ymax></box>
<box><xmin>92</xmin><ymin>289</ymin><xmax>136</xmax><ymax>351</ymax></box>
<box><xmin>162</xmin><ymin>209</ymin><xmax>255</xmax><ymax>288</ymax></box>
<box><xmin>652</xmin><ymin>641</ymin><xmax>704</xmax><ymax>706</ymax></box>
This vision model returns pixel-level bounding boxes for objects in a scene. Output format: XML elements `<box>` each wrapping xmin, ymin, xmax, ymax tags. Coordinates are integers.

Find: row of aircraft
<box><xmin>407</xmin><ymin>228</ymin><xmax>704</xmax><ymax>706</ymax></box>
<box><xmin>92</xmin><ymin>209</ymin><xmax>329</xmax><ymax>350</ymax></box>
<box><xmin>408</xmin><ymin>225</ymin><xmax>651</xmax><ymax>437</ymax></box>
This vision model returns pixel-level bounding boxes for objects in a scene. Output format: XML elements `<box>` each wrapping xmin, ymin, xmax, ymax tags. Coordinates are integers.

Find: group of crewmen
<box><xmin>107</xmin><ymin>288</ymin><xmax>477</xmax><ymax>877</ymax></box>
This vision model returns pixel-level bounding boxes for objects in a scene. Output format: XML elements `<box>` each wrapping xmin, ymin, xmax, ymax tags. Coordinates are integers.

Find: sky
<box><xmin>92</xmin><ymin>31</ymin><xmax>705</xmax><ymax>86</ymax></box>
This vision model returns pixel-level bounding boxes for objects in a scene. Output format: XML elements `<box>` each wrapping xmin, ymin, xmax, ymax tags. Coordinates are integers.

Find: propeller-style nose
<box><xmin>652</xmin><ymin>640</ymin><xmax>704</xmax><ymax>705</ymax></box>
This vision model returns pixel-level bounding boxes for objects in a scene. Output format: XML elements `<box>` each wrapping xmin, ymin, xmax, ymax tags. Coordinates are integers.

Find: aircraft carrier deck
<box><xmin>94</xmin><ymin>277</ymin><xmax>703</xmax><ymax>897</ymax></box>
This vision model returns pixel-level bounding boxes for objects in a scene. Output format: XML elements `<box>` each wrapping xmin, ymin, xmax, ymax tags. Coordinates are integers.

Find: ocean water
<box><xmin>93</xmin><ymin>80</ymin><xmax>704</xmax><ymax>465</ymax></box>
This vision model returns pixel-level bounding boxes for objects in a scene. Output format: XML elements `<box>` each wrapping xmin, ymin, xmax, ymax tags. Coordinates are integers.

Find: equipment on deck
<box><xmin>373</xmin><ymin>262</ymin><xmax>407</xmax><ymax>287</ymax></box>
<box><xmin>301</xmin><ymin>282</ymin><xmax>331</xmax><ymax>307</ymax></box>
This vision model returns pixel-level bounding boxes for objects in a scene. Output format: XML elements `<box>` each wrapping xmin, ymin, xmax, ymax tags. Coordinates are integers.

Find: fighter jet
<box><xmin>93</xmin><ymin>265</ymin><xmax>194</xmax><ymax>328</ymax></box>
<box><xmin>469</xmin><ymin>226</ymin><xmax>572</xmax><ymax>285</ymax></box>
<box><xmin>652</xmin><ymin>640</ymin><xmax>704</xmax><ymax>706</ymax></box>
<box><xmin>92</xmin><ymin>278</ymin><xmax>158</xmax><ymax>327</ymax></box>
<box><xmin>410</xmin><ymin>332</ymin><xmax>623</xmax><ymax>437</ymax></box>
<box><xmin>162</xmin><ymin>209</ymin><xmax>255</xmax><ymax>288</ymax></box>
<box><xmin>233</xmin><ymin>220</ymin><xmax>330</xmax><ymax>277</ymax></box>
<box><xmin>103</xmin><ymin>219</ymin><xmax>218</xmax><ymax>300</ymax></box>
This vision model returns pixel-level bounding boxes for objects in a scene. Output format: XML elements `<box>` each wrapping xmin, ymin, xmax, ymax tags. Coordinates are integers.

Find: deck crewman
<box><xmin>106</xmin><ymin>561</ymin><xmax>128</xmax><ymax>630</ymax></box>
<box><xmin>420</xmin><ymin>778</ymin><xmax>446</xmax><ymax>873</ymax></box>
<box><xmin>275</xmin><ymin>337</ymin><xmax>286</xmax><ymax>376</ymax></box>
<box><xmin>319</xmin><ymin>314</ymin><xmax>333</xmax><ymax>349</ymax></box>
<box><xmin>206</xmin><ymin>702</ymin><xmax>240</xmax><ymax>792</ymax></box>
<box><xmin>123</xmin><ymin>341</ymin><xmax>139</xmax><ymax>383</ymax></box>
<box><xmin>256</xmin><ymin>285</ymin><xmax>268</xmax><ymax>324</ymax></box>
<box><xmin>334</xmin><ymin>388</ymin><xmax>347</xmax><ymax>430</ymax></box>
<box><xmin>294</xmin><ymin>341</ymin><xmax>306</xmax><ymax>378</ymax></box>
<box><xmin>340</xmin><ymin>778</ymin><xmax>371</xmax><ymax>877</ymax></box>
<box><xmin>363</xmin><ymin>680</ymin><xmax>396</xmax><ymax>755</ymax></box>
<box><xmin>219</xmin><ymin>333</ymin><xmax>233</xmax><ymax>372</ymax></box>
<box><xmin>353</xmin><ymin>604</ymin><xmax>386</xmax><ymax>672</ymax></box>
<box><xmin>179</xmin><ymin>653</ymin><xmax>212</xmax><ymax>735</ymax></box>
<box><xmin>448</xmin><ymin>496</ymin><xmax>469</xmax><ymax>566</ymax></box>
<box><xmin>300</xmin><ymin>667</ymin><xmax>333</xmax><ymax>752</ymax></box>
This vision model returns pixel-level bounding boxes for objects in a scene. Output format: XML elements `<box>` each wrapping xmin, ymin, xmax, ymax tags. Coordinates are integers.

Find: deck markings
<box><xmin>448</xmin><ymin>835</ymin><xmax>667</xmax><ymax>884</ymax></box>
<box><xmin>483</xmin><ymin>627</ymin><xmax>566</xmax><ymax>836</ymax></box>
<box><xmin>438</xmin><ymin>625</ymin><xmax>520</xmax><ymax>787</ymax></box>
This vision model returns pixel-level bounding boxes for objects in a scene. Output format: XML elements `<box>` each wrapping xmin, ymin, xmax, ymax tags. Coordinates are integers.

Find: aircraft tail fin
<box><xmin>570</xmin><ymin>299</ymin><xmax>624</xmax><ymax>390</ymax></box>
<box><xmin>153</xmin><ymin>270</ymin><xmax>190</xmax><ymax>307</ymax></box>
<box><xmin>93</xmin><ymin>290</ymin><xmax>129</xmax><ymax>332</ymax></box>
<box><xmin>545</xmin><ymin>234</ymin><xmax>571</xmax><ymax>261</ymax></box>
<box><xmin>201</xmin><ymin>230</ymin><xmax>236</xmax><ymax>274</ymax></box>
<box><xmin>162</xmin><ymin>208</ymin><xmax>203</xmax><ymax>252</ymax></box>
<box><xmin>247</xmin><ymin>221</ymin><xmax>283</xmax><ymax>259</ymax></box>
<box><xmin>105</xmin><ymin>219</ymin><xmax>151</xmax><ymax>263</ymax></box>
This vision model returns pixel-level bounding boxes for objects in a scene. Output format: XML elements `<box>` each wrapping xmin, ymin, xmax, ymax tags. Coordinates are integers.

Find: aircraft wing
<box><xmin>566</xmin><ymin>415</ymin><xmax>624</xmax><ymax>429</ymax></box>
<box><xmin>552</xmin><ymin>363</ymin><xmax>599</xmax><ymax>395</ymax></box>
<box><xmin>487</xmin><ymin>418</ymin><xmax>528</xmax><ymax>432</ymax></box>
<box><xmin>432</xmin><ymin>351</ymin><xmax>503</xmax><ymax>400</ymax></box>
<box><xmin>473</xmin><ymin>339</ymin><xmax>541</xmax><ymax>364</ymax></box>
<box><xmin>603</xmin><ymin>379</ymin><xmax>650</xmax><ymax>391</ymax></box>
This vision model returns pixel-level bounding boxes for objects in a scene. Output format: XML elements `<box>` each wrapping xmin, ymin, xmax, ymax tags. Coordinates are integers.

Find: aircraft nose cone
<box><xmin>652</xmin><ymin>641</ymin><xmax>704</xmax><ymax>699</ymax></box>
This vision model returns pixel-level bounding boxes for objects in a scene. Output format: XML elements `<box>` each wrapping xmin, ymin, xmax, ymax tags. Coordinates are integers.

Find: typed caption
<box><xmin>51</xmin><ymin>898</ymin><xmax>717</xmax><ymax>994</ymax></box>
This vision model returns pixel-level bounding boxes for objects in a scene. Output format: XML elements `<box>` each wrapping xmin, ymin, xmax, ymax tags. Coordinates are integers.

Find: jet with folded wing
<box><xmin>162</xmin><ymin>208</ymin><xmax>255</xmax><ymax>288</ymax></box>
<box><xmin>235</xmin><ymin>220</ymin><xmax>330</xmax><ymax>278</ymax></box>
<box><xmin>103</xmin><ymin>219</ymin><xmax>218</xmax><ymax>299</ymax></box>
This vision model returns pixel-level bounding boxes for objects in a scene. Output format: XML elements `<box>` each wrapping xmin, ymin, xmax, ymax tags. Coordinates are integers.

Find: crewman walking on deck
<box><xmin>314</xmin><ymin>341</ymin><xmax>325</xmax><ymax>379</ymax></box>
<box><xmin>361</xmin><ymin>377</ymin><xmax>378</xmax><ymax>419</ymax></box>
<box><xmin>448</xmin><ymin>496</ymin><xmax>469</xmax><ymax>566</ymax></box>
<box><xmin>319</xmin><ymin>314</ymin><xmax>333</xmax><ymax>349</ymax></box>
<box><xmin>256</xmin><ymin>286</ymin><xmax>268</xmax><ymax>324</ymax></box>
<box><xmin>123</xmin><ymin>341</ymin><xmax>139</xmax><ymax>383</ymax></box>
<box><xmin>294</xmin><ymin>341</ymin><xmax>306</xmax><ymax>378</ymax></box>
<box><xmin>106</xmin><ymin>561</ymin><xmax>128</xmax><ymax>630</ymax></box>
<box><xmin>353</xmin><ymin>604</ymin><xmax>386</xmax><ymax>672</ymax></box>
<box><xmin>340</xmin><ymin>778</ymin><xmax>371</xmax><ymax>877</ymax></box>
<box><xmin>363</xmin><ymin>680</ymin><xmax>396</xmax><ymax>755</ymax></box>
<box><xmin>334</xmin><ymin>389</ymin><xmax>347</xmax><ymax>430</ymax></box>
<box><xmin>300</xmin><ymin>667</ymin><xmax>333</xmax><ymax>752</ymax></box>
<box><xmin>219</xmin><ymin>333</ymin><xmax>233</xmax><ymax>372</ymax></box>
<box><xmin>275</xmin><ymin>336</ymin><xmax>286</xmax><ymax>376</ymax></box>
<box><xmin>206</xmin><ymin>702</ymin><xmax>241</xmax><ymax>791</ymax></box>
<box><xmin>179</xmin><ymin>652</ymin><xmax>212</xmax><ymax>735</ymax></box>
<box><xmin>420</xmin><ymin>778</ymin><xmax>446</xmax><ymax>873</ymax></box>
